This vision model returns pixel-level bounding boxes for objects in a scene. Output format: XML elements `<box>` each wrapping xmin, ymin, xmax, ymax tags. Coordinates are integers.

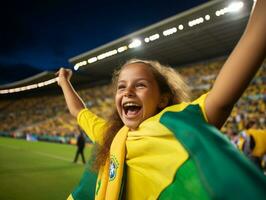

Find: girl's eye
<box><xmin>117</xmin><ymin>85</ymin><xmax>125</xmax><ymax>90</ymax></box>
<box><xmin>136</xmin><ymin>83</ymin><xmax>146</xmax><ymax>88</ymax></box>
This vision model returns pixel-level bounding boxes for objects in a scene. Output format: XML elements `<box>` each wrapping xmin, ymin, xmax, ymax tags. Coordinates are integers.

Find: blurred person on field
<box><xmin>73</xmin><ymin>126</ymin><xmax>86</xmax><ymax>164</ymax></box>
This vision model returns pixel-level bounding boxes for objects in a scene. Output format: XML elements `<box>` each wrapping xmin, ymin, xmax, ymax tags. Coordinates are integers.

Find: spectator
<box><xmin>238</xmin><ymin>121</ymin><xmax>266</xmax><ymax>171</ymax></box>
<box><xmin>73</xmin><ymin>127</ymin><xmax>86</xmax><ymax>164</ymax></box>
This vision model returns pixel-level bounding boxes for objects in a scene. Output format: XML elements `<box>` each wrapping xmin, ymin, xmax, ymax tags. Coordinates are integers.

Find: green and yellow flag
<box><xmin>69</xmin><ymin>94</ymin><xmax>266</xmax><ymax>199</ymax></box>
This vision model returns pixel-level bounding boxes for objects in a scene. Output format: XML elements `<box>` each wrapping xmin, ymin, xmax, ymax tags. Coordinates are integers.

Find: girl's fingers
<box><xmin>55</xmin><ymin>68</ymin><xmax>67</xmax><ymax>76</ymax></box>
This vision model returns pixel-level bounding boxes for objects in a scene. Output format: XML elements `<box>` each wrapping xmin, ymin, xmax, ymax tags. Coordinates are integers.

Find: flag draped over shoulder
<box><xmin>67</xmin><ymin>167</ymin><xmax>97</xmax><ymax>200</ymax></box>
<box><xmin>159</xmin><ymin>104</ymin><xmax>266</xmax><ymax>199</ymax></box>
<box><xmin>68</xmin><ymin>94</ymin><xmax>266</xmax><ymax>200</ymax></box>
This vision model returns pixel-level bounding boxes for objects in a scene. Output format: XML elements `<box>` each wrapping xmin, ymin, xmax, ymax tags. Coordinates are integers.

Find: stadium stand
<box><xmin>0</xmin><ymin>57</ymin><xmax>265</xmax><ymax>144</ymax></box>
<box><xmin>0</xmin><ymin>0</ymin><xmax>264</xmax><ymax>148</ymax></box>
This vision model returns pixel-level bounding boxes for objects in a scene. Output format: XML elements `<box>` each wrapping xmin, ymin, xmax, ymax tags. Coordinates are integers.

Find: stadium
<box><xmin>0</xmin><ymin>0</ymin><xmax>265</xmax><ymax>199</ymax></box>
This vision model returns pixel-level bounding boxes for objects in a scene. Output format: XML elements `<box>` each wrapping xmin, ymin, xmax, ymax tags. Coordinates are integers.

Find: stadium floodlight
<box><xmin>117</xmin><ymin>46</ymin><xmax>128</xmax><ymax>52</ymax></box>
<box><xmin>0</xmin><ymin>89</ymin><xmax>8</xmax><ymax>94</ymax></box>
<box><xmin>144</xmin><ymin>37</ymin><xmax>150</xmax><ymax>43</ymax></box>
<box><xmin>178</xmin><ymin>25</ymin><xmax>184</xmax><ymax>30</ymax></box>
<box><xmin>215</xmin><ymin>10</ymin><xmax>221</xmax><ymax>16</ymax></box>
<box><xmin>128</xmin><ymin>39</ymin><xmax>142</xmax><ymax>48</ymax></box>
<box><xmin>38</xmin><ymin>82</ymin><xmax>45</xmax><ymax>87</ymax></box>
<box><xmin>27</xmin><ymin>84</ymin><xmax>38</xmax><ymax>90</ymax></box>
<box><xmin>25</xmin><ymin>86</ymin><xmax>31</xmax><ymax>90</ymax></box>
<box><xmin>9</xmin><ymin>88</ymin><xmax>15</xmax><ymax>93</ymax></box>
<box><xmin>97</xmin><ymin>49</ymin><xmax>118</xmax><ymax>60</ymax></box>
<box><xmin>74</xmin><ymin>64</ymin><xmax>79</xmax><ymax>71</ymax></box>
<box><xmin>205</xmin><ymin>15</ymin><xmax>210</xmax><ymax>20</ymax></box>
<box><xmin>163</xmin><ymin>27</ymin><xmax>177</xmax><ymax>36</ymax></box>
<box><xmin>97</xmin><ymin>54</ymin><xmax>106</xmax><ymax>60</ymax></box>
<box><xmin>88</xmin><ymin>57</ymin><xmax>97</xmax><ymax>63</ymax></box>
<box><xmin>149</xmin><ymin>33</ymin><xmax>160</xmax><ymax>41</ymax></box>
<box><xmin>228</xmin><ymin>1</ymin><xmax>244</xmax><ymax>12</ymax></box>
<box><xmin>189</xmin><ymin>17</ymin><xmax>205</xmax><ymax>27</ymax></box>
<box><xmin>74</xmin><ymin>60</ymin><xmax>87</xmax><ymax>70</ymax></box>
<box><xmin>0</xmin><ymin>77</ymin><xmax>59</xmax><ymax>94</ymax></box>
<box><xmin>20</xmin><ymin>87</ymin><xmax>27</xmax><ymax>91</ymax></box>
<box><xmin>215</xmin><ymin>1</ymin><xmax>244</xmax><ymax>17</ymax></box>
<box><xmin>107</xmin><ymin>49</ymin><xmax>118</xmax><ymax>57</ymax></box>
<box><xmin>81</xmin><ymin>60</ymin><xmax>87</xmax><ymax>66</ymax></box>
<box><xmin>43</xmin><ymin>78</ymin><xmax>57</xmax><ymax>85</ymax></box>
<box><xmin>14</xmin><ymin>88</ymin><xmax>20</xmax><ymax>92</ymax></box>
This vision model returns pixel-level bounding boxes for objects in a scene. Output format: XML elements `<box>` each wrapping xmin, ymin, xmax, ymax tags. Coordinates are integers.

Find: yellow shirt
<box><xmin>246</xmin><ymin>129</ymin><xmax>266</xmax><ymax>157</ymax></box>
<box><xmin>77</xmin><ymin>93</ymin><xmax>208</xmax><ymax>199</ymax></box>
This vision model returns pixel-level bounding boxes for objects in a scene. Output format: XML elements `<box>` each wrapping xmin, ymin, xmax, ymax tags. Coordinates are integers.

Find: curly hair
<box><xmin>92</xmin><ymin>59</ymin><xmax>192</xmax><ymax>171</ymax></box>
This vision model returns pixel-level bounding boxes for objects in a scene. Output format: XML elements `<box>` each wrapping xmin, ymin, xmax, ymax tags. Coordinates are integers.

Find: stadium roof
<box><xmin>0</xmin><ymin>0</ymin><xmax>254</xmax><ymax>97</ymax></box>
<box><xmin>68</xmin><ymin>0</ymin><xmax>253</xmax><ymax>82</ymax></box>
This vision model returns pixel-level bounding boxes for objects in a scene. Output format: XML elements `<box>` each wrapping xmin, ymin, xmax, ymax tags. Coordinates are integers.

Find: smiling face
<box><xmin>115</xmin><ymin>63</ymin><xmax>162</xmax><ymax>130</ymax></box>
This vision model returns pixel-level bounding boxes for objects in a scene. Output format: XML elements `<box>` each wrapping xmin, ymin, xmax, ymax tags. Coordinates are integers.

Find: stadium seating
<box><xmin>0</xmin><ymin>57</ymin><xmax>265</xmax><ymax>143</ymax></box>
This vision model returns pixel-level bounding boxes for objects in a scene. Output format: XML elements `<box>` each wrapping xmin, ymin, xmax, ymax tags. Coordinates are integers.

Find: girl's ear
<box><xmin>158</xmin><ymin>94</ymin><xmax>170</xmax><ymax>109</ymax></box>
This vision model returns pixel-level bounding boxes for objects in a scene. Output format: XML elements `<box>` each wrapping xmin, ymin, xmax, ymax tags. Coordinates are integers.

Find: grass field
<box><xmin>0</xmin><ymin>137</ymin><xmax>93</xmax><ymax>200</ymax></box>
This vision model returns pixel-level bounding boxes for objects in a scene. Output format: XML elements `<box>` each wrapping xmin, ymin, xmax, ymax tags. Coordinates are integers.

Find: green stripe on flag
<box><xmin>71</xmin><ymin>166</ymin><xmax>97</xmax><ymax>200</ymax></box>
<box><xmin>159</xmin><ymin>159</ymin><xmax>209</xmax><ymax>200</ymax></box>
<box><xmin>160</xmin><ymin>104</ymin><xmax>266</xmax><ymax>199</ymax></box>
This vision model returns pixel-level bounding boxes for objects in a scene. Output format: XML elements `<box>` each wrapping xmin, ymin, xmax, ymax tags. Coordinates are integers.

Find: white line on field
<box><xmin>34</xmin><ymin>151</ymin><xmax>72</xmax><ymax>162</ymax></box>
<box><xmin>0</xmin><ymin>144</ymin><xmax>20</xmax><ymax>149</ymax></box>
<box><xmin>0</xmin><ymin>143</ymin><xmax>83</xmax><ymax>164</ymax></box>
<box><xmin>34</xmin><ymin>152</ymin><xmax>84</xmax><ymax>165</ymax></box>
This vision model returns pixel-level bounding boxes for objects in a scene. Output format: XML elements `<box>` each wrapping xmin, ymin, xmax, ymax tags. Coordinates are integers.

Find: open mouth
<box><xmin>123</xmin><ymin>102</ymin><xmax>142</xmax><ymax>117</ymax></box>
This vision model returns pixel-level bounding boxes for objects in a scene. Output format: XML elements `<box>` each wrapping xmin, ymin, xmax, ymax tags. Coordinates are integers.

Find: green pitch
<box><xmin>0</xmin><ymin>137</ymin><xmax>93</xmax><ymax>200</ymax></box>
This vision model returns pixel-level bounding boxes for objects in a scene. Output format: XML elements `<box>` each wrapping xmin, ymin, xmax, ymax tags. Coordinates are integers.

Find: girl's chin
<box><xmin>123</xmin><ymin>120</ymin><xmax>141</xmax><ymax>131</ymax></box>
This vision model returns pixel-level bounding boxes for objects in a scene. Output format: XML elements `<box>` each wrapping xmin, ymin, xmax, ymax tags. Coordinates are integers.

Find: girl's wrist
<box><xmin>59</xmin><ymin>77</ymin><xmax>71</xmax><ymax>87</ymax></box>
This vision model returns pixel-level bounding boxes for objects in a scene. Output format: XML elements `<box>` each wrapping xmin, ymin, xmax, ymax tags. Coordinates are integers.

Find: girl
<box><xmin>58</xmin><ymin>0</ymin><xmax>266</xmax><ymax>199</ymax></box>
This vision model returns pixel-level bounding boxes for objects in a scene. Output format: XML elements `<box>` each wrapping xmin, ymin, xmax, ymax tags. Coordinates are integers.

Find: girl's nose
<box><xmin>124</xmin><ymin>87</ymin><xmax>135</xmax><ymax>97</ymax></box>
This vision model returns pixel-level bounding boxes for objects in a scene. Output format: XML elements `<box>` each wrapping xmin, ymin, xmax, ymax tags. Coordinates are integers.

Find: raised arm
<box><xmin>56</xmin><ymin>68</ymin><xmax>85</xmax><ymax>117</ymax></box>
<box><xmin>205</xmin><ymin>0</ymin><xmax>266</xmax><ymax>128</ymax></box>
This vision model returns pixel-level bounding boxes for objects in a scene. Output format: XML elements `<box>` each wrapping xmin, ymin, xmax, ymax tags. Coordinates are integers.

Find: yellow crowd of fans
<box><xmin>0</xmin><ymin>57</ymin><xmax>265</xmax><ymax>143</ymax></box>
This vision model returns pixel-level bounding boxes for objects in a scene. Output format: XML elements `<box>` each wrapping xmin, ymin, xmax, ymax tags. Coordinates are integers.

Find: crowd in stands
<box><xmin>0</xmin><ymin>57</ymin><xmax>265</xmax><ymax>146</ymax></box>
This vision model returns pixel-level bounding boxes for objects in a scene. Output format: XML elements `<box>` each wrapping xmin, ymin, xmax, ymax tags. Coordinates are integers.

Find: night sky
<box><xmin>0</xmin><ymin>0</ymin><xmax>208</xmax><ymax>85</ymax></box>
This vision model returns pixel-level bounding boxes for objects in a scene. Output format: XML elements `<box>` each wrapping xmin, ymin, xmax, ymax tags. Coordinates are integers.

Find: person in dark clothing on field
<box><xmin>73</xmin><ymin>127</ymin><xmax>86</xmax><ymax>164</ymax></box>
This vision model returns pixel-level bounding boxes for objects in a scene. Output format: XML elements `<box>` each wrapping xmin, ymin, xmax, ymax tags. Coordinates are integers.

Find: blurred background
<box><xmin>0</xmin><ymin>0</ymin><xmax>265</xmax><ymax>199</ymax></box>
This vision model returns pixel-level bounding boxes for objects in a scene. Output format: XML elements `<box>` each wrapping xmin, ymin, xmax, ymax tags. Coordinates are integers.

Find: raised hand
<box><xmin>55</xmin><ymin>68</ymin><xmax>73</xmax><ymax>87</ymax></box>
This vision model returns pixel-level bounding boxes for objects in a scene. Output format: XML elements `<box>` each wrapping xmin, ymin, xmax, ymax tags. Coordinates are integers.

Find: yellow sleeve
<box><xmin>191</xmin><ymin>92</ymin><xmax>209</xmax><ymax>122</ymax></box>
<box><xmin>77</xmin><ymin>108</ymin><xmax>108</xmax><ymax>144</ymax></box>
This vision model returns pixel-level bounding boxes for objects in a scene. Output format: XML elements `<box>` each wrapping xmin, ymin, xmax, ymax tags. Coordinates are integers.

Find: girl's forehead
<box><xmin>119</xmin><ymin>63</ymin><xmax>152</xmax><ymax>77</ymax></box>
